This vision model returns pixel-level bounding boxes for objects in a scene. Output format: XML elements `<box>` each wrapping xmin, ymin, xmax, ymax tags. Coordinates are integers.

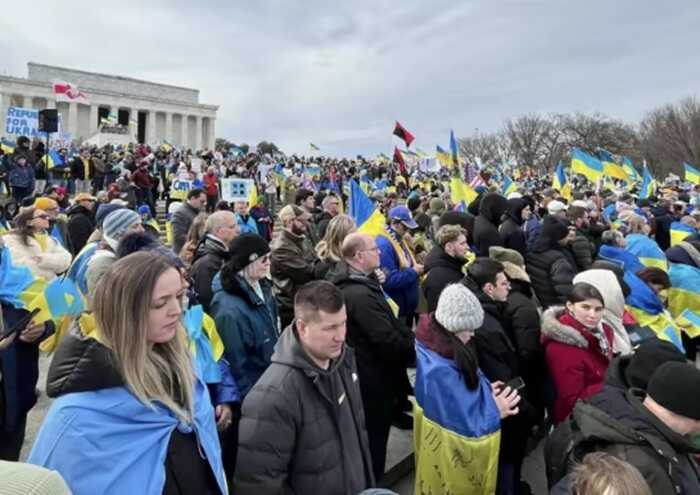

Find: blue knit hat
<box><xmin>95</xmin><ymin>203</ymin><xmax>123</xmax><ymax>229</ymax></box>
<box><xmin>103</xmin><ymin>209</ymin><xmax>141</xmax><ymax>245</ymax></box>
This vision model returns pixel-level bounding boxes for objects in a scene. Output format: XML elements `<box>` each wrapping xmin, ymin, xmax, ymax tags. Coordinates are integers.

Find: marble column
<box><xmin>68</xmin><ymin>102</ymin><xmax>78</xmax><ymax>138</ymax></box>
<box><xmin>165</xmin><ymin>112</ymin><xmax>173</xmax><ymax>144</ymax></box>
<box><xmin>88</xmin><ymin>104</ymin><xmax>99</xmax><ymax>135</ymax></box>
<box><xmin>194</xmin><ymin>115</ymin><xmax>202</xmax><ymax>150</ymax></box>
<box><xmin>46</xmin><ymin>98</ymin><xmax>56</xmax><ymax>110</ymax></box>
<box><xmin>0</xmin><ymin>92</ymin><xmax>8</xmax><ymax>137</ymax></box>
<box><xmin>208</xmin><ymin>117</ymin><xmax>216</xmax><ymax>150</ymax></box>
<box><xmin>181</xmin><ymin>115</ymin><xmax>188</xmax><ymax>148</ymax></box>
<box><xmin>147</xmin><ymin>109</ymin><xmax>157</xmax><ymax>145</ymax></box>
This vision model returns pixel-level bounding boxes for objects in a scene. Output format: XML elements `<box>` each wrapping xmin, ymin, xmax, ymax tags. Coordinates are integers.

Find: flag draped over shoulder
<box><xmin>625</xmin><ymin>234</ymin><xmax>668</xmax><ymax>271</ymax></box>
<box><xmin>0</xmin><ymin>247</ymin><xmax>46</xmax><ymax>309</ymax></box>
<box><xmin>668</xmin><ymin>263</ymin><xmax>700</xmax><ymax>338</ymax></box>
<box><xmin>182</xmin><ymin>305</ymin><xmax>225</xmax><ymax>383</ymax></box>
<box><xmin>349</xmin><ymin>179</ymin><xmax>386</xmax><ymax>237</ymax></box>
<box><xmin>571</xmin><ymin>148</ymin><xmax>604</xmax><ymax>183</ymax></box>
<box><xmin>392</xmin><ymin>121</ymin><xmax>415</xmax><ymax>147</ymax></box>
<box><xmin>624</xmin><ymin>272</ymin><xmax>684</xmax><ymax>351</ymax></box>
<box><xmin>670</xmin><ymin>222</ymin><xmax>697</xmax><ymax>247</ymax></box>
<box><xmin>684</xmin><ymin>162</ymin><xmax>700</xmax><ymax>185</ymax></box>
<box><xmin>414</xmin><ymin>341</ymin><xmax>501</xmax><ymax>494</ymax></box>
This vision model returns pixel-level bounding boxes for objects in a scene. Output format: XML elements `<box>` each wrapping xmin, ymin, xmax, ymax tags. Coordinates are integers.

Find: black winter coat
<box><xmin>190</xmin><ymin>235</ymin><xmax>229</xmax><ymax>313</ymax></box>
<box><xmin>235</xmin><ymin>325</ymin><xmax>375</xmax><ymax>495</ymax></box>
<box><xmin>422</xmin><ymin>246</ymin><xmax>466</xmax><ymax>312</ymax></box>
<box><xmin>569</xmin><ymin>228</ymin><xmax>596</xmax><ymax>271</ymax></box>
<box><xmin>526</xmin><ymin>216</ymin><xmax>576</xmax><ymax>309</ymax></box>
<box><xmin>332</xmin><ymin>262</ymin><xmax>415</xmax><ymax>400</ymax></box>
<box><xmin>473</xmin><ymin>193</ymin><xmax>508</xmax><ymax>256</ymax></box>
<box><xmin>66</xmin><ymin>204</ymin><xmax>95</xmax><ymax>255</ymax></box>
<box><xmin>499</xmin><ymin>198</ymin><xmax>528</xmax><ymax>256</ymax></box>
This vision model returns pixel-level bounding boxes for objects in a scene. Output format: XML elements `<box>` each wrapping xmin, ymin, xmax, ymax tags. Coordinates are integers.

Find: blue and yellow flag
<box><xmin>40</xmin><ymin>150</ymin><xmax>65</xmax><ymax>170</ymax></box>
<box><xmin>624</xmin><ymin>271</ymin><xmax>684</xmax><ymax>351</ymax></box>
<box><xmin>622</xmin><ymin>156</ymin><xmax>639</xmax><ymax>183</ymax></box>
<box><xmin>414</xmin><ymin>341</ymin><xmax>501</xmax><ymax>494</ymax></box>
<box><xmin>670</xmin><ymin>221</ymin><xmax>697</xmax><ymax>247</ymax></box>
<box><xmin>0</xmin><ymin>247</ymin><xmax>46</xmax><ymax>309</ymax></box>
<box><xmin>449</xmin><ymin>130</ymin><xmax>460</xmax><ymax>168</ymax></box>
<box><xmin>684</xmin><ymin>162</ymin><xmax>700</xmax><ymax>185</ymax></box>
<box><xmin>625</xmin><ymin>234</ymin><xmax>668</xmax><ymax>271</ymax></box>
<box><xmin>349</xmin><ymin>179</ymin><xmax>386</xmax><ymax>237</ymax></box>
<box><xmin>668</xmin><ymin>263</ymin><xmax>700</xmax><ymax>338</ymax></box>
<box><xmin>182</xmin><ymin>305</ymin><xmax>225</xmax><ymax>383</ymax></box>
<box><xmin>436</xmin><ymin>145</ymin><xmax>451</xmax><ymax>168</ymax></box>
<box><xmin>552</xmin><ymin>161</ymin><xmax>572</xmax><ymax>201</ymax></box>
<box><xmin>639</xmin><ymin>165</ymin><xmax>655</xmax><ymax>200</ymax></box>
<box><xmin>451</xmin><ymin>176</ymin><xmax>478</xmax><ymax>209</ymax></box>
<box><xmin>0</xmin><ymin>138</ymin><xmax>15</xmax><ymax>155</ymax></box>
<box><xmin>26</xmin><ymin>277</ymin><xmax>85</xmax><ymax>325</ymax></box>
<box><xmin>571</xmin><ymin>148</ymin><xmax>604</xmax><ymax>183</ymax></box>
<box><xmin>598</xmin><ymin>149</ymin><xmax>628</xmax><ymax>181</ymax></box>
<box><xmin>501</xmin><ymin>176</ymin><xmax>517</xmax><ymax>197</ymax></box>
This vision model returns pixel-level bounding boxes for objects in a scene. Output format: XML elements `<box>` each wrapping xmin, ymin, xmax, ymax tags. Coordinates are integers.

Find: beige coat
<box><xmin>3</xmin><ymin>233</ymin><xmax>72</xmax><ymax>281</ymax></box>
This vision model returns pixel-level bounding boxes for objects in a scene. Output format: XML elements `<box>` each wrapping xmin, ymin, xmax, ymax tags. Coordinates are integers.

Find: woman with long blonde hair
<box><xmin>29</xmin><ymin>251</ymin><xmax>227</xmax><ymax>494</ymax></box>
<box><xmin>315</xmin><ymin>213</ymin><xmax>356</xmax><ymax>279</ymax></box>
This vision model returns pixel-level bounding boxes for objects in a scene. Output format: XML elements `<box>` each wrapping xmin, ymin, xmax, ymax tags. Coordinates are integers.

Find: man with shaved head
<box><xmin>332</xmin><ymin>232</ymin><xmax>415</xmax><ymax>482</ymax></box>
<box><xmin>191</xmin><ymin>210</ymin><xmax>240</xmax><ymax>311</ymax></box>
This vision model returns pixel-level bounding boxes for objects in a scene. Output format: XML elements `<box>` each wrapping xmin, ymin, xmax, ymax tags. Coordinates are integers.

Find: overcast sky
<box><xmin>2</xmin><ymin>0</ymin><xmax>700</xmax><ymax>157</ymax></box>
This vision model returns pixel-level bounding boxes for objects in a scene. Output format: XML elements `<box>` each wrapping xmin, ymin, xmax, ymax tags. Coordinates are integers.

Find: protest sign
<box><xmin>170</xmin><ymin>179</ymin><xmax>194</xmax><ymax>200</ymax></box>
<box><xmin>4</xmin><ymin>107</ymin><xmax>61</xmax><ymax>138</ymax></box>
<box><xmin>221</xmin><ymin>178</ymin><xmax>254</xmax><ymax>202</ymax></box>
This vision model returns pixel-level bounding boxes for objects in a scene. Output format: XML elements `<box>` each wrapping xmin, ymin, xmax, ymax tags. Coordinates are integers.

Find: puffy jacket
<box><xmin>210</xmin><ymin>271</ymin><xmax>278</xmax><ymax>398</ymax></box>
<box><xmin>3</xmin><ymin>232</ymin><xmax>72</xmax><ymax>281</ymax></box>
<box><xmin>498</xmin><ymin>198</ymin><xmax>528</xmax><ymax>256</ymax></box>
<box><xmin>270</xmin><ymin>229</ymin><xmax>319</xmax><ymax>319</ymax></box>
<box><xmin>526</xmin><ymin>216</ymin><xmax>576</xmax><ymax>309</ymax></box>
<box><xmin>376</xmin><ymin>228</ymin><xmax>419</xmax><ymax>317</ymax></box>
<box><xmin>422</xmin><ymin>246</ymin><xmax>466</xmax><ymax>313</ymax></box>
<box><xmin>235</xmin><ymin>325</ymin><xmax>375</xmax><ymax>495</ymax></box>
<box><xmin>473</xmin><ymin>193</ymin><xmax>507</xmax><ymax>256</ymax></box>
<box><xmin>190</xmin><ymin>235</ymin><xmax>229</xmax><ymax>313</ymax></box>
<box><xmin>569</xmin><ymin>228</ymin><xmax>596</xmax><ymax>271</ymax></box>
<box><xmin>66</xmin><ymin>204</ymin><xmax>96</xmax><ymax>256</ymax></box>
<box><xmin>541</xmin><ymin>307</ymin><xmax>614</xmax><ymax>424</ymax></box>
<box><xmin>8</xmin><ymin>160</ymin><xmax>35</xmax><ymax>189</ymax></box>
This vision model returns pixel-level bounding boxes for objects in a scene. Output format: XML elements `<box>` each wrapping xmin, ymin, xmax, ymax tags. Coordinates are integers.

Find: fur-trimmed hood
<box><xmin>541</xmin><ymin>306</ymin><xmax>589</xmax><ymax>349</ymax></box>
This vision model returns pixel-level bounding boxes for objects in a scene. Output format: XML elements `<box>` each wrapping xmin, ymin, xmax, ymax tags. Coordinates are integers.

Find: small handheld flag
<box><xmin>684</xmin><ymin>162</ymin><xmax>700</xmax><ymax>185</ymax></box>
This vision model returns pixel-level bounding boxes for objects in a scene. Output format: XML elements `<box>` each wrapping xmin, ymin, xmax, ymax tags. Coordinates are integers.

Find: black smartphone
<box><xmin>2</xmin><ymin>308</ymin><xmax>40</xmax><ymax>339</ymax></box>
<box><xmin>505</xmin><ymin>376</ymin><xmax>526</xmax><ymax>391</ymax></box>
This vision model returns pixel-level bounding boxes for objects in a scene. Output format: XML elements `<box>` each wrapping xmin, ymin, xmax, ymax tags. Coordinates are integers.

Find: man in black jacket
<box><xmin>567</xmin><ymin>205</ymin><xmax>596</xmax><ymax>271</ymax></box>
<box><xmin>190</xmin><ymin>210</ymin><xmax>239</xmax><ymax>312</ymax></box>
<box><xmin>66</xmin><ymin>193</ymin><xmax>97</xmax><ymax>255</ymax></box>
<box><xmin>333</xmin><ymin>232</ymin><xmax>415</xmax><ymax>482</ymax></box>
<box><xmin>464</xmin><ymin>257</ymin><xmax>540</xmax><ymax>495</ymax></box>
<box><xmin>473</xmin><ymin>192</ymin><xmax>508</xmax><ymax>256</ymax></box>
<box><xmin>235</xmin><ymin>281</ymin><xmax>374</xmax><ymax>495</ymax></box>
<box><xmin>423</xmin><ymin>224</ymin><xmax>469</xmax><ymax>312</ymax></box>
<box><xmin>526</xmin><ymin>215</ymin><xmax>577</xmax><ymax>309</ymax></box>
<box><xmin>549</xmin><ymin>362</ymin><xmax>700</xmax><ymax>494</ymax></box>
<box><xmin>499</xmin><ymin>198</ymin><xmax>529</xmax><ymax>257</ymax></box>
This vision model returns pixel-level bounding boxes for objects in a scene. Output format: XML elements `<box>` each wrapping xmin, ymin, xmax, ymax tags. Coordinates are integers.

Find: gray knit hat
<box><xmin>435</xmin><ymin>284</ymin><xmax>484</xmax><ymax>334</ymax></box>
<box><xmin>103</xmin><ymin>209</ymin><xmax>141</xmax><ymax>248</ymax></box>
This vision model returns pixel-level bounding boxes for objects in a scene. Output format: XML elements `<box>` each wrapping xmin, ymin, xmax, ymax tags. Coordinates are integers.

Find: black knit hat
<box><xmin>227</xmin><ymin>233</ymin><xmax>270</xmax><ymax>272</ymax></box>
<box><xmin>647</xmin><ymin>362</ymin><xmax>700</xmax><ymax>419</ymax></box>
<box><xmin>625</xmin><ymin>339</ymin><xmax>686</xmax><ymax>389</ymax></box>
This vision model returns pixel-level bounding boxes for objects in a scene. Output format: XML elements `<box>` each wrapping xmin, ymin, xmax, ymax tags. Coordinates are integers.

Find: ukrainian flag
<box><xmin>622</xmin><ymin>156</ymin><xmax>639</xmax><ymax>183</ymax></box>
<box><xmin>414</xmin><ymin>341</ymin><xmax>501</xmax><ymax>494</ymax></box>
<box><xmin>571</xmin><ymin>148</ymin><xmax>603</xmax><ymax>183</ymax></box>
<box><xmin>248</xmin><ymin>183</ymin><xmax>258</xmax><ymax>206</ymax></box>
<box><xmin>598</xmin><ymin>149</ymin><xmax>629</xmax><ymax>181</ymax></box>
<box><xmin>436</xmin><ymin>145</ymin><xmax>452</xmax><ymax>168</ymax></box>
<box><xmin>349</xmin><ymin>179</ymin><xmax>386</xmax><ymax>237</ymax></box>
<box><xmin>624</xmin><ymin>271</ymin><xmax>684</xmax><ymax>351</ymax></box>
<box><xmin>684</xmin><ymin>162</ymin><xmax>700</xmax><ymax>185</ymax></box>
<box><xmin>670</xmin><ymin>221</ymin><xmax>697</xmax><ymax>246</ymax></box>
<box><xmin>625</xmin><ymin>233</ymin><xmax>667</xmax><ymax>271</ymax></box>
<box><xmin>450</xmin><ymin>130</ymin><xmax>460</xmax><ymax>168</ymax></box>
<box><xmin>502</xmin><ymin>176</ymin><xmax>517</xmax><ymax>197</ymax></box>
<box><xmin>26</xmin><ymin>277</ymin><xmax>85</xmax><ymax>325</ymax></box>
<box><xmin>451</xmin><ymin>176</ymin><xmax>478</xmax><ymax>209</ymax></box>
<box><xmin>182</xmin><ymin>304</ymin><xmax>225</xmax><ymax>383</ymax></box>
<box><xmin>40</xmin><ymin>150</ymin><xmax>65</xmax><ymax>170</ymax></box>
<box><xmin>668</xmin><ymin>263</ymin><xmax>700</xmax><ymax>338</ymax></box>
<box><xmin>0</xmin><ymin>247</ymin><xmax>46</xmax><ymax>309</ymax></box>
<box><xmin>552</xmin><ymin>162</ymin><xmax>572</xmax><ymax>201</ymax></box>
<box><xmin>1</xmin><ymin>138</ymin><xmax>15</xmax><ymax>154</ymax></box>
<box><xmin>639</xmin><ymin>165</ymin><xmax>655</xmax><ymax>200</ymax></box>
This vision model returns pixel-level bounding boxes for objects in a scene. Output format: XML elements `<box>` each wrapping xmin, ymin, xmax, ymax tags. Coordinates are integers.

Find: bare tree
<box><xmin>457</xmin><ymin>131</ymin><xmax>504</xmax><ymax>166</ymax></box>
<box><xmin>503</xmin><ymin>114</ymin><xmax>561</xmax><ymax>172</ymax></box>
<box><xmin>639</xmin><ymin>97</ymin><xmax>700</xmax><ymax>177</ymax></box>
<box><xmin>557</xmin><ymin>112</ymin><xmax>639</xmax><ymax>157</ymax></box>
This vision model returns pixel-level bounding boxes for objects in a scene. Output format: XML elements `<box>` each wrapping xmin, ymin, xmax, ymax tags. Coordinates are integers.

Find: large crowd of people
<box><xmin>1</xmin><ymin>133</ymin><xmax>700</xmax><ymax>494</ymax></box>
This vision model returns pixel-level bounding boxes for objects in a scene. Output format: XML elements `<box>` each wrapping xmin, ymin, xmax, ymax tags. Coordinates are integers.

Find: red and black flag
<box><xmin>393</xmin><ymin>146</ymin><xmax>407</xmax><ymax>175</ymax></box>
<box><xmin>393</xmin><ymin>121</ymin><xmax>415</xmax><ymax>147</ymax></box>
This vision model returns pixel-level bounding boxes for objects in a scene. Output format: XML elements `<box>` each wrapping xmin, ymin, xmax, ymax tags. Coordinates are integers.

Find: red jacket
<box><xmin>541</xmin><ymin>307</ymin><xmax>614</xmax><ymax>424</ymax></box>
<box><xmin>203</xmin><ymin>173</ymin><xmax>218</xmax><ymax>196</ymax></box>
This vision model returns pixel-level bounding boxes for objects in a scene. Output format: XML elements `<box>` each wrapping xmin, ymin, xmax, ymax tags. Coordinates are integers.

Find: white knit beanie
<box><xmin>435</xmin><ymin>284</ymin><xmax>484</xmax><ymax>334</ymax></box>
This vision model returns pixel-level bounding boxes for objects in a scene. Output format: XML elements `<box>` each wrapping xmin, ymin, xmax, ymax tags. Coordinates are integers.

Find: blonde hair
<box><xmin>316</xmin><ymin>214</ymin><xmax>356</xmax><ymax>262</ymax></box>
<box><xmin>572</xmin><ymin>452</ymin><xmax>652</xmax><ymax>495</ymax></box>
<box><xmin>436</xmin><ymin>224</ymin><xmax>466</xmax><ymax>248</ymax></box>
<box><xmin>625</xmin><ymin>213</ymin><xmax>648</xmax><ymax>235</ymax></box>
<box><xmin>92</xmin><ymin>251</ymin><xmax>195</xmax><ymax>422</ymax></box>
